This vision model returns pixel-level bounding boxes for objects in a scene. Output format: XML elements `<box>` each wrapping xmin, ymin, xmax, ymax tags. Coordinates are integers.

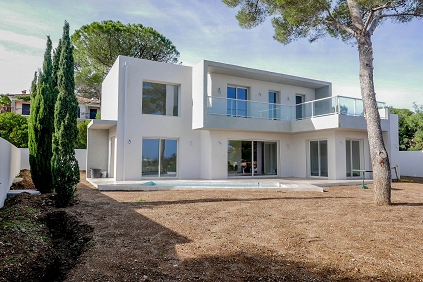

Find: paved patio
<box><xmin>87</xmin><ymin>177</ymin><xmax>373</xmax><ymax>192</ymax></box>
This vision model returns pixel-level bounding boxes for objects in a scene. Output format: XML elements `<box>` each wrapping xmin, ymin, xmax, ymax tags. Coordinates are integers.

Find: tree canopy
<box><xmin>72</xmin><ymin>20</ymin><xmax>180</xmax><ymax>98</ymax></box>
<box><xmin>223</xmin><ymin>0</ymin><xmax>422</xmax><ymax>205</ymax></box>
<box><xmin>392</xmin><ymin>104</ymin><xmax>423</xmax><ymax>151</ymax></box>
<box><xmin>223</xmin><ymin>0</ymin><xmax>422</xmax><ymax>44</ymax></box>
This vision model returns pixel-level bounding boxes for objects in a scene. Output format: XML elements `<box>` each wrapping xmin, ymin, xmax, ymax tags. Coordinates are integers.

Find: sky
<box><xmin>0</xmin><ymin>0</ymin><xmax>422</xmax><ymax>110</ymax></box>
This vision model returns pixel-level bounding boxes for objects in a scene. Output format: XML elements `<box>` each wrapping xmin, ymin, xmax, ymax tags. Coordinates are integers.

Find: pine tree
<box><xmin>28</xmin><ymin>36</ymin><xmax>55</xmax><ymax>194</ymax></box>
<box><xmin>51</xmin><ymin>21</ymin><xmax>80</xmax><ymax>207</ymax></box>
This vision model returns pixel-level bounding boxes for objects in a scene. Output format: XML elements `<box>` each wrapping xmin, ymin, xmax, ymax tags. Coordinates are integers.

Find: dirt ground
<box><xmin>60</xmin><ymin>173</ymin><xmax>423</xmax><ymax>281</ymax></box>
<box><xmin>3</xmin><ymin>172</ymin><xmax>423</xmax><ymax>281</ymax></box>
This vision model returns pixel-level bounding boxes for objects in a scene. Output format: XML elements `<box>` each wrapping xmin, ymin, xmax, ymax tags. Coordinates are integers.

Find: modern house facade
<box><xmin>87</xmin><ymin>56</ymin><xmax>394</xmax><ymax>181</ymax></box>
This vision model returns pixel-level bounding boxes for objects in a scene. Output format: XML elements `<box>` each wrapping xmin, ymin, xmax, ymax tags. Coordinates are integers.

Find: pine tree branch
<box><xmin>318</xmin><ymin>0</ymin><xmax>355</xmax><ymax>36</ymax></box>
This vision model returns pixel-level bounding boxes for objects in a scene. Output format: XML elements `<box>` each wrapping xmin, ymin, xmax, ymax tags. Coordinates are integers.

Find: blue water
<box><xmin>139</xmin><ymin>181</ymin><xmax>278</xmax><ymax>187</ymax></box>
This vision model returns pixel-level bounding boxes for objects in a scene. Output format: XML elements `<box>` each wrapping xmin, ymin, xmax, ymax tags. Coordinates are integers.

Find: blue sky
<box><xmin>0</xmin><ymin>0</ymin><xmax>422</xmax><ymax>109</ymax></box>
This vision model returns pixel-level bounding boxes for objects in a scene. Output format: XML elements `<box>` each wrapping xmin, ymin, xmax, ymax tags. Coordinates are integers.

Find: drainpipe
<box><xmin>123</xmin><ymin>61</ymin><xmax>128</xmax><ymax>181</ymax></box>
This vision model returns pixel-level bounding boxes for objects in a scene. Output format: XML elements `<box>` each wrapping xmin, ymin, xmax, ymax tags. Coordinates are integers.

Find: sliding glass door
<box><xmin>228</xmin><ymin>140</ymin><xmax>277</xmax><ymax>177</ymax></box>
<box><xmin>310</xmin><ymin>140</ymin><xmax>328</xmax><ymax>177</ymax></box>
<box><xmin>142</xmin><ymin>138</ymin><xmax>177</xmax><ymax>177</ymax></box>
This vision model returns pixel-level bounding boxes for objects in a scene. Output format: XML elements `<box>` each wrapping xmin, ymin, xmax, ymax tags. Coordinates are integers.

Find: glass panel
<box><xmin>227</xmin><ymin>87</ymin><xmax>236</xmax><ymax>116</ymax></box>
<box><xmin>142</xmin><ymin>82</ymin><xmax>178</xmax><ymax>116</ymax></box>
<box><xmin>352</xmin><ymin>140</ymin><xmax>360</xmax><ymax>176</ymax></box>
<box><xmin>241</xmin><ymin>141</ymin><xmax>252</xmax><ymax>175</ymax></box>
<box><xmin>237</xmin><ymin>88</ymin><xmax>248</xmax><ymax>117</ymax></box>
<box><xmin>228</xmin><ymin>140</ymin><xmax>242</xmax><ymax>175</ymax></box>
<box><xmin>161</xmin><ymin>139</ymin><xmax>177</xmax><ymax>177</ymax></box>
<box><xmin>346</xmin><ymin>140</ymin><xmax>351</xmax><ymax>177</ymax></box>
<box><xmin>319</xmin><ymin>140</ymin><xmax>328</xmax><ymax>177</ymax></box>
<box><xmin>264</xmin><ymin>142</ymin><xmax>277</xmax><ymax>175</ymax></box>
<box><xmin>142</xmin><ymin>139</ymin><xmax>159</xmax><ymax>177</ymax></box>
<box><xmin>269</xmin><ymin>92</ymin><xmax>277</xmax><ymax>119</ymax></box>
<box><xmin>310</xmin><ymin>141</ymin><xmax>319</xmax><ymax>176</ymax></box>
<box><xmin>296</xmin><ymin>95</ymin><xmax>303</xmax><ymax>119</ymax></box>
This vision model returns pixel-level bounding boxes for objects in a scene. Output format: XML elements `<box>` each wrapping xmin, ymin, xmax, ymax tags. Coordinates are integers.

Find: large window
<box><xmin>227</xmin><ymin>86</ymin><xmax>248</xmax><ymax>117</ymax></box>
<box><xmin>228</xmin><ymin>140</ymin><xmax>277</xmax><ymax>177</ymax></box>
<box><xmin>142</xmin><ymin>82</ymin><xmax>179</xmax><ymax>116</ymax></box>
<box><xmin>310</xmin><ymin>140</ymin><xmax>328</xmax><ymax>177</ymax></box>
<box><xmin>142</xmin><ymin>138</ymin><xmax>177</xmax><ymax>177</ymax></box>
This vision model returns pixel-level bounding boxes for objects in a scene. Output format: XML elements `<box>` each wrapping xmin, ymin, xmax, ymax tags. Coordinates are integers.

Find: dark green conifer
<box><xmin>28</xmin><ymin>36</ymin><xmax>55</xmax><ymax>193</ymax></box>
<box><xmin>51</xmin><ymin>21</ymin><xmax>80</xmax><ymax>207</ymax></box>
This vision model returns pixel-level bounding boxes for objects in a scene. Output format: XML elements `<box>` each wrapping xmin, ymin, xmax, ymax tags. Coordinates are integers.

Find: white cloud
<box><xmin>0</xmin><ymin>45</ymin><xmax>42</xmax><ymax>94</ymax></box>
<box><xmin>0</xmin><ymin>30</ymin><xmax>46</xmax><ymax>50</ymax></box>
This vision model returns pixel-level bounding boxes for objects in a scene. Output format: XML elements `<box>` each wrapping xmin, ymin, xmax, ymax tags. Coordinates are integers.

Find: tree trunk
<box><xmin>357</xmin><ymin>34</ymin><xmax>391</xmax><ymax>205</ymax></box>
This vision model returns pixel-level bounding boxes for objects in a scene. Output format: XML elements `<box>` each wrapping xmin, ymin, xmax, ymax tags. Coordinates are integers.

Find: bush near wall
<box><xmin>0</xmin><ymin>112</ymin><xmax>88</xmax><ymax>149</ymax></box>
<box><xmin>0</xmin><ymin>112</ymin><xmax>28</xmax><ymax>148</ymax></box>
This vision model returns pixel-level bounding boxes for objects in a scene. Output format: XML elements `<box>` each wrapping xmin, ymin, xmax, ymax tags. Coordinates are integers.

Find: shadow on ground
<box><xmin>62</xmin><ymin>178</ymin><xmax>417</xmax><ymax>282</ymax></box>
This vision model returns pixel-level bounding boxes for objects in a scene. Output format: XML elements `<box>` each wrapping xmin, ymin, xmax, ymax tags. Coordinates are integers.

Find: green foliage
<box><xmin>0</xmin><ymin>94</ymin><xmax>11</xmax><ymax>112</ymax></box>
<box><xmin>71</xmin><ymin>20</ymin><xmax>180</xmax><ymax>98</ymax></box>
<box><xmin>28</xmin><ymin>36</ymin><xmax>55</xmax><ymax>194</ymax></box>
<box><xmin>30</xmin><ymin>72</ymin><xmax>38</xmax><ymax>99</ymax></box>
<box><xmin>223</xmin><ymin>1</ymin><xmax>423</xmax><ymax>45</ymax></box>
<box><xmin>0</xmin><ymin>112</ymin><xmax>28</xmax><ymax>147</ymax></box>
<box><xmin>52</xmin><ymin>21</ymin><xmax>80</xmax><ymax>207</ymax></box>
<box><xmin>391</xmin><ymin>105</ymin><xmax>423</xmax><ymax>151</ymax></box>
<box><xmin>76</xmin><ymin>120</ymin><xmax>89</xmax><ymax>149</ymax></box>
<box><xmin>15</xmin><ymin>95</ymin><xmax>31</xmax><ymax>102</ymax></box>
<box><xmin>390</xmin><ymin>107</ymin><xmax>414</xmax><ymax>151</ymax></box>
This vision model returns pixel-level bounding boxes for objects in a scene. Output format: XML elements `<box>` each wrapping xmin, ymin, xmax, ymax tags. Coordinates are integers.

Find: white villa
<box><xmin>86</xmin><ymin>56</ymin><xmax>397</xmax><ymax>181</ymax></box>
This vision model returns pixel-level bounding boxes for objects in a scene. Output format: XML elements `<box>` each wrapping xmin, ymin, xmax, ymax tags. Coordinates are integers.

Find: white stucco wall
<box><xmin>0</xmin><ymin>138</ymin><xmax>12</xmax><ymax>208</ymax></box>
<box><xmin>398</xmin><ymin>151</ymin><xmax>423</xmax><ymax>177</ymax></box>
<box><xmin>112</xmin><ymin>57</ymin><xmax>202</xmax><ymax>180</ymax></box>
<box><xmin>0</xmin><ymin>138</ymin><xmax>22</xmax><ymax>208</ymax></box>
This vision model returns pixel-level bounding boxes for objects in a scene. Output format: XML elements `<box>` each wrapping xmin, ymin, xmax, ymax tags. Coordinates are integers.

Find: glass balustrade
<box><xmin>206</xmin><ymin>96</ymin><xmax>387</xmax><ymax>120</ymax></box>
<box><xmin>207</xmin><ymin>96</ymin><xmax>292</xmax><ymax>121</ymax></box>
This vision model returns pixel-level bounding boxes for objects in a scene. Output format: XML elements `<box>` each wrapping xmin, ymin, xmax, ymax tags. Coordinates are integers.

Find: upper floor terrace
<box><xmin>203</xmin><ymin>95</ymin><xmax>388</xmax><ymax>133</ymax></box>
<box><xmin>192</xmin><ymin>60</ymin><xmax>389</xmax><ymax>134</ymax></box>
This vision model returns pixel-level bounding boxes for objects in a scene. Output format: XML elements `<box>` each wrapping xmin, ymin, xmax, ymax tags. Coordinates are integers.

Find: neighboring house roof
<box><xmin>76</xmin><ymin>96</ymin><xmax>101</xmax><ymax>106</ymax></box>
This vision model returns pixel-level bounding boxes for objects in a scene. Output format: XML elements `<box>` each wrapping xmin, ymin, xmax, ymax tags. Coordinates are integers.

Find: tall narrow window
<box><xmin>310</xmin><ymin>140</ymin><xmax>328</xmax><ymax>177</ymax></box>
<box><xmin>142</xmin><ymin>82</ymin><xmax>179</xmax><ymax>116</ymax></box>
<box><xmin>268</xmin><ymin>91</ymin><xmax>277</xmax><ymax>120</ymax></box>
<box><xmin>142</xmin><ymin>138</ymin><xmax>177</xmax><ymax>177</ymax></box>
<box><xmin>346</xmin><ymin>140</ymin><xmax>361</xmax><ymax>177</ymax></box>
<box><xmin>227</xmin><ymin>86</ymin><xmax>248</xmax><ymax>117</ymax></box>
<box><xmin>296</xmin><ymin>94</ymin><xmax>304</xmax><ymax>120</ymax></box>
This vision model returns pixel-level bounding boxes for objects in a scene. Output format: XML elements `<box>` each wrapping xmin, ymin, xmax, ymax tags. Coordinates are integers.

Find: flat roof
<box><xmin>88</xmin><ymin>119</ymin><xmax>117</xmax><ymax>130</ymax></box>
<box><xmin>205</xmin><ymin>60</ymin><xmax>331</xmax><ymax>89</ymax></box>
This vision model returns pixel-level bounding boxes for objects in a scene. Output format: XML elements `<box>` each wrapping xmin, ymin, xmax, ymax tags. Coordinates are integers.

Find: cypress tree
<box><xmin>52</xmin><ymin>38</ymin><xmax>62</xmax><ymax>99</ymax></box>
<box><xmin>28</xmin><ymin>36</ymin><xmax>55</xmax><ymax>193</ymax></box>
<box><xmin>30</xmin><ymin>71</ymin><xmax>38</xmax><ymax>99</ymax></box>
<box><xmin>51</xmin><ymin>21</ymin><xmax>80</xmax><ymax>207</ymax></box>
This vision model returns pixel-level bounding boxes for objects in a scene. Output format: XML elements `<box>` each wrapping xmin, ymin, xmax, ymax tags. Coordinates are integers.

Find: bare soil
<box><xmin>3</xmin><ymin>171</ymin><xmax>423</xmax><ymax>281</ymax></box>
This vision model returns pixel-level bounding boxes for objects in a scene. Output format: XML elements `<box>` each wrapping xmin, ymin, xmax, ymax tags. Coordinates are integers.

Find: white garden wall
<box><xmin>0</xmin><ymin>137</ymin><xmax>87</xmax><ymax>208</ymax></box>
<box><xmin>398</xmin><ymin>151</ymin><xmax>423</xmax><ymax>177</ymax></box>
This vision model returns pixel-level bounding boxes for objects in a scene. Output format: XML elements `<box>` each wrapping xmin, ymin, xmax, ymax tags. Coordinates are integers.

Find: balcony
<box><xmin>295</xmin><ymin>96</ymin><xmax>387</xmax><ymax>120</ymax></box>
<box><xmin>203</xmin><ymin>96</ymin><xmax>388</xmax><ymax>133</ymax></box>
<box><xmin>207</xmin><ymin>96</ymin><xmax>292</xmax><ymax>121</ymax></box>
